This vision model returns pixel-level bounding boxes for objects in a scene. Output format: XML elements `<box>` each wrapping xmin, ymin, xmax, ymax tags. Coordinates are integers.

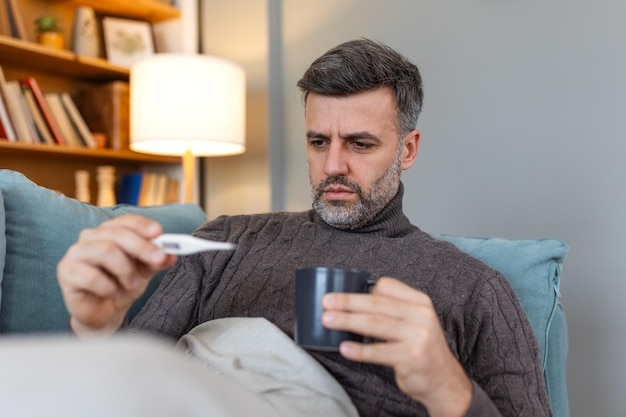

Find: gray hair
<box><xmin>297</xmin><ymin>38</ymin><xmax>424</xmax><ymax>137</ymax></box>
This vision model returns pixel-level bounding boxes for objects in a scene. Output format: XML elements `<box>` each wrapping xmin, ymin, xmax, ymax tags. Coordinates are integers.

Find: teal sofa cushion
<box><xmin>0</xmin><ymin>170</ymin><xmax>207</xmax><ymax>334</ymax></box>
<box><xmin>433</xmin><ymin>234</ymin><xmax>569</xmax><ymax>417</ymax></box>
<box><xmin>0</xmin><ymin>189</ymin><xmax>5</xmax><ymax>309</ymax></box>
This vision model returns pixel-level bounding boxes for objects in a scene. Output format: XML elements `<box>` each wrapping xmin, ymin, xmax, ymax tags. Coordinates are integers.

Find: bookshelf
<box><xmin>0</xmin><ymin>35</ymin><xmax>128</xmax><ymax>80</ymax></box>
<box><xmin>43</xmin><ymin>0</ymin><xmax>181</xmax><ymax>23</ymax></box>
<box><xmin>0</xmin><ymin>0</ymin><xmax>182</xmax><ymax>201</ymax></box>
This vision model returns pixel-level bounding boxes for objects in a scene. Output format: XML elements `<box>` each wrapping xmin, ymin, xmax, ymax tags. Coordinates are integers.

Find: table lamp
<box><xmin>130</xmin><ymin>53</ymin><xmax>246</xmax><ymax>203</ymax></box>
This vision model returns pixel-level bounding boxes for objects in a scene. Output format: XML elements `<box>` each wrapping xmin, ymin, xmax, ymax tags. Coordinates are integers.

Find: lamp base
<box><xmin>183</xmin><ymin>149</ymin><xmax>196</xmax><ymax>203</ymax></box>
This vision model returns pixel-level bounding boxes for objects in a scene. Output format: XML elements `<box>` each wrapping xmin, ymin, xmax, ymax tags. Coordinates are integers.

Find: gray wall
<box><xmin>278</xmin><ymin>1</ymin><xmax>626</xmax><ymax>416</ymax></box>
<box><xmin>200</xmin><ymin>0</ymin><xmax>271</xmax><ymax>217</ymax></box>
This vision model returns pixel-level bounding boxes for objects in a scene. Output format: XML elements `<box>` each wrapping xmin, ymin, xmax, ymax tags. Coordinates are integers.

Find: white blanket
<box><xmin>0</xmin><ymin>318</ymin><xmax>358</xmax><ymax>417</ymax></box>
<box><xmin>0</xmin><ymin>333</ymin><xmax>279</xmax><ymax>417</ymax></box>
<box><xmin>177</xmin><ymin>317</ymin><xmax>359</xmax><ymax>417</ymax></box>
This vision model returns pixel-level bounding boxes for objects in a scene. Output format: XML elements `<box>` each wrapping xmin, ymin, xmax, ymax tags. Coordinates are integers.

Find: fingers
<box><xmin>78</xmin><ymin>214</ymin><xmax>168</xmax><ymax>268</ymax></box>
<box><xmin>57</xmin><ymin>214</ymin><xmax>178</xmax><ymax>334</ymax></box>
<box><xmin>60</xmin><ymin>242</ymin><xmax>155</xmax><ymax>299</ymax></box>
<box><xmin>61</xmin><ymin>231</ymin><xmax>172</xmax><ymax>295</ymax></box>
<box><xmin>339</xmin><ymin>336</ymin><xmax>473</xmax><ymax>415</ymax></box>
<box><xmin>320</xmin><ymin>276</ymin><xmax>442</xmax><ymax>361</ymax></box>
<box><xmin>101</xmin><ymin>213</ymin><xmax>164</xmax><ymax>238</ymax></box>
<box><xmin>338</xmin><ymin>339</ymin><xmax>411</xmax><ymax>367</ymax></box>
<box><xmin>322</xmin><ymin>277</ymin><xmax>434</xmax><ymax>321</ymax></box>
<box><xmin>70</xmin><ymin>236</ymin><xmax>164</xmax><ymax>290</ymax></box>
<box><xmin>321</xmin><ymin>298</ymin><xmax>439</xmax><ymax>356</ymax></box>
<box><xmin>370</xmin><ymin>276</ymin><xmax>431</xmax><ymax>303</ymax></box>
<box><xmin>320</xmin><ymin>276</ymin><xmax>473</xmax><ymax>412</ymax></box>
<box><xmin>66</xmin><ymin>261</ymin><xmax>120</xmax><ymax>299</ymax></box>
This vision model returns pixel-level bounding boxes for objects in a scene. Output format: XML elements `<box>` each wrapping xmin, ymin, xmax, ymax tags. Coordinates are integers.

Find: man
<box><xmin>58</xmin><ymin>39</ymin><xmax>552</xmax><ymax>417</ymax></box>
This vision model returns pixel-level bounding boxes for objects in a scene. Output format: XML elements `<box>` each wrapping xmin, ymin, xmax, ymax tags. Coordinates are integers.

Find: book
<box><xmin>117</xmin><ymin>172</ymin><xmax>144</xmax><ymax>205</ymax></box>
<box><xmin>5</xmin><ymin>80</ymin><xmax>37</xmax><ymax>143</ymax></box>
<box><xmin>0</xmin><ymin>88</ymin><xmax>16</xmax><ymax>141</ymax></box>
<box><xmin>12</xmin><ymin>81</ymin><xmax>43</xmax><ymax>143</ymax></box>
<box><xmin>164</xmin><ymin>176</ymin><xmax>180</xmax><ymax>204</ymax></box>
<box><xmin>117</xmin><ymin>172</ymin><xmax>180</xmax><ymax>206</ymax></box>
<box><xmin>152</xmin><ymin>174</ymin><xmax>179</xmax><ymax>205</ymax></box>
<box><xmin>0</xmin><ymin>66</ymin><xmax>30</xmax><ymax>142</ymax></box>
<box><xmin>153</xmin><ymin>173</ymin><xmax>168</xmax><ymax>206</ymax></box>
<box><xmin>19</xmin><ymin>78</ymin><xmax>66</xmax><ymax>145</ymax></box>
<box><xmin>21</xmin><ymin>87</ymin><xmax>55</xmax><ymax>145</ymax></box>
<box><xmin>77</xmin><ymin>81</ymin><xmax>129</xmax><ymax>150</ymax></box>
<box><xmin>0</xmin><ymin>0</ymin><xmax>12</xmax><ymax>36</ymax></box>
<box><xmin>138</xmin><ymin>172</ymin><xmax>157</xmax><ymax>206</ymax></box>
<box><xmin>5</xmin><ymin>0</ymin><xmax>28</xmax><ymax>40</ymax></box>
<box><xmin>60</xmin><ymin>92</ymin><xmax>96</xmax><ymax>148</ymax></box>
<box><xmin>45</xmin><ymin>93</ymin><xmax>84</xmax><ymax>148</ymax></box>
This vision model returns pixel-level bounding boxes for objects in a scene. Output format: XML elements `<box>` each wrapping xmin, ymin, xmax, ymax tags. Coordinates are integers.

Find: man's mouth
<box><xmin>323</xmin><ymin>185</ymin><xmax>355</xmax><ymax>200</ymax></box>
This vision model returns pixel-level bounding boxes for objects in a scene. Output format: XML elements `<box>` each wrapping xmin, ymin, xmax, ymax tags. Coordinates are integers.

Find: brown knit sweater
<box><xmin>131</xmin><ymin>185</ymin><xmax>553</xmax><ymax>417</ymax></box>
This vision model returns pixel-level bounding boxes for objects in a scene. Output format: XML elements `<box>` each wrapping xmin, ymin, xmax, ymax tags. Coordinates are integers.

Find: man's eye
<box><xmin>309</xmin><ymin>140</ymin><xmax>327</xmax><ymax>147</ymax></box>
<box><xmin>352</xmin><ymin>141</ymin><xmax>372</xmax><ymax>149</ymax></box>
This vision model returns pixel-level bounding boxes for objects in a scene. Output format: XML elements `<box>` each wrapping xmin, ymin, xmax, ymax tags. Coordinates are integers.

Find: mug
<box><xmin>295</xmin><ymin>266</ymin><xmax>376</xmax><ymax>351</ymax></box>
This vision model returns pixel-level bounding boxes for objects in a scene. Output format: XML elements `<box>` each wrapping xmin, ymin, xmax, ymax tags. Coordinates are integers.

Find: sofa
<box><xmin>0</xmin><ymin>169</ymin><xmax>569</xmax><ymax>417</ymax></box>
<box><xmin>0</xmin><ymin>169</ymin><xmax>209</xmax><ymax>333</ymax></box>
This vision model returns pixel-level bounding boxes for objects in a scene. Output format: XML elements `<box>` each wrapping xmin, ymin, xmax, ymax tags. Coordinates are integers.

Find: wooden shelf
<box><xmin>0</xmin><ymin>141</ymin><xmax>180</xmax><ymax>163</ymax></box>
<box><xmin>0</xmin><ymin>35</ymin><xmax>129</xmax><ymax>81</ymax></box>
<box><xmin>1</xmin><ymin>0</ymin><xmax>183</xmax><ymax>199</ymax></box>
<box><xmin>44</xmin><ymin>0</ymin><xmax>181</xmax><ymax>23</ymax></box>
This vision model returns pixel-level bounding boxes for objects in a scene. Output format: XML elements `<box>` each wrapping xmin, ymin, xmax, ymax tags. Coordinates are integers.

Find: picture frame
<box><xmin>101</xmin><ymin>16</ymin><xmax>155</xmax><ymax>68</ymax></box>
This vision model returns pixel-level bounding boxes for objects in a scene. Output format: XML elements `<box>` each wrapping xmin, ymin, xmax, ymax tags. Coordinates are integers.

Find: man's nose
<box><xmin>323</xmin><ymin>143</ymin><xmax>349</xmax><ymax>177</ymax></box>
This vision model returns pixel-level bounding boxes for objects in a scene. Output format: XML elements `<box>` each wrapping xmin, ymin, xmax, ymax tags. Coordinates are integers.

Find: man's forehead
<box><xmin>304</xmin><ymin>89</ymin><xmax>397</xmax><ymax>136</ymax></box>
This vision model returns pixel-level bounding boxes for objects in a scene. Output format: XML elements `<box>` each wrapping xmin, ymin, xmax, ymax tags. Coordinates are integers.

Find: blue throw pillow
<box><xmin>0</xmin><ymin>170</ymin><xmax>208</xmax><ymax>334</ymax></box>
<box><xmin>433</xmin><ymin>234</ymin><xmax>569</xmax><ymax>417</ymax></box>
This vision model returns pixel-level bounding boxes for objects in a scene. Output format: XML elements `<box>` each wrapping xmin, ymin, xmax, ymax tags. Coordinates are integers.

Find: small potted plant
<box><xmin>34</xmin><ymin>15</ymin><xmax>64</xmax><ymax>50</ymax></box>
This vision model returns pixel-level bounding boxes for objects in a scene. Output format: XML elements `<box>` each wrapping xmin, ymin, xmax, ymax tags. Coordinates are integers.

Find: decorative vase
<box><xmin>74</xmin><ymin>170</ymin><xmax>90</xmax><ymax>203</ymax></box>
<box><xmin>96</xmin><ymin>165</ymin><xmax>116</xmax><ymax>207</ymax></box>
<box><xmin>71</xmin><ymin>6</ymin><xmax>100</xmax><ymax>57</ymax></box>
<box><xmin>37</xmin><ymin>31</ymin><xmax>64</xmax><ymax>50</ymax></box>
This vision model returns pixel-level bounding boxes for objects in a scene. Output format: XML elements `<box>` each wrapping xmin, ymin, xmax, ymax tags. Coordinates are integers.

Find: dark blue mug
<box><xmin>295</xmin><ymin>266</ymin><xmax>376</xmax><ymax>351</ymax></box>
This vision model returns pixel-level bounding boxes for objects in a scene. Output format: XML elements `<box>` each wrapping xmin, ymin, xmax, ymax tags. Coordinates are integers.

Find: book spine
<box><xmin>117</xmin><ymin>172</ymin><xmax>144</xmax><ymax>205</ymax></box>
<box><xmin>0</xmin><ymin>87</ymin><xmax>16</xmax><ymax>141</ymax></box>
<box><xmin>0</xmin><ymin>0</ymin><xmax>13</xmax><ymax>37</ymax></box>
<box><xmin>0</xmin><ymin>112</ymin><xmax>7</xmax><ymax>139</ymax></box>
<box><xmin>153</xmin><ymin>173</ymin><xmax>168</xmax><ymax>205</ymax></box>
<box><xmin>117</xmin><ymin>172</ymin><xmax>180</xmax><ymax>206</ymax></box>
<box><xmin>45</xmin><ymin>93</ymin><xmax>84</xmax><ymax>148</ymax></box>
<box><xmin>78</xmin><ymin>81</ymin><xmax>130</xmax><ymax>151</ymax></box>
<box><xmin>165</xmin><ymin>176</ymin><xmax>180</xmax><ymax>204</ymax></box>
<box><xmin>138</xmin><ymin>173</ymin><xmax>157</xmax><ymax>207</ymax></box>
<box><xmin>0</xmin><ymin>66</ymin><xmax>29</xmax><ymax>142</ymax></box>
<box><xmin>19</xmin><ymin>77</ymin><xmax>66</xmax><ymax>145</ymax></box>
<box><xmin>5</xmin><ymin>81</ymin><xmax>36</xmax><ymax>143</ymax></box>
<box><xmin>11</xmin><ymin>81</ymin><xmax>43</xmax><ymax>143</ymax></box>
<box><xmin>6</xmin><ymin>0</ymin><xmax>28</xmax><ymax>40</ymax></box>
<box><xmin>22</xmin><ymin>87</ymin><xmax>55</xmax><ymax>145</ymax></box>
<box><xmin>60</xmin><ymin>92</ymin><xmax>96</xmax><ymax>148</ymax></box>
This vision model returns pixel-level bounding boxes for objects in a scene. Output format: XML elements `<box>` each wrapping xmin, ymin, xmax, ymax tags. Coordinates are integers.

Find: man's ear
<box><xmin>401</xmin><ymin>130</ymin><xmax>420</xmax><ymax>170</ymax></box>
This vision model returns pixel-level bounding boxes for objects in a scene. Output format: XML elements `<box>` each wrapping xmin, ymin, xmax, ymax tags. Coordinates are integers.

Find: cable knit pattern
<box><xmin>131</xmin><ymin>184</ymin><xmax>552</xmax><ymax>417</ymax></box>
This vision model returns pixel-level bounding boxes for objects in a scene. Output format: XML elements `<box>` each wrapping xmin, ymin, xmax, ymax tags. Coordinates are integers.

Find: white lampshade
<box><xmin>130</xmin><ymin>53</ymin><xmax>246</xmax><ymax>156</ymax></box>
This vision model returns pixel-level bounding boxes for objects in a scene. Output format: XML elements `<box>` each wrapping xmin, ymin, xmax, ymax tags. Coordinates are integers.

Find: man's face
<box><xmin>305</xmin><ymin>87</ymin><xmax>418</xmax><ymax>229</ymax></box>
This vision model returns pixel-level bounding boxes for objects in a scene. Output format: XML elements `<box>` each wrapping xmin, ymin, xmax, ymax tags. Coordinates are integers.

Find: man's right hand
<box><xmin>57</xmin><ymin>214</ymin><xmax>178</xmax><ymax>338</ymax></box>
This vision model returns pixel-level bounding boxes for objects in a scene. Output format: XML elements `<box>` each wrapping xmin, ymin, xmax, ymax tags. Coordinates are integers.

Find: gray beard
<box><xmin>310</xmin><ymin>153</ymin><xmax>402</xmax><ymax>230</ymax></box>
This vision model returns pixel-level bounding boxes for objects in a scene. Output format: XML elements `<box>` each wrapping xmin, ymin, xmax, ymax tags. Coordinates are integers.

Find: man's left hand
<box><xmin>321</xmin><ymin>277</ymin><xmax>473</xmax><ymax>417</ymax></box>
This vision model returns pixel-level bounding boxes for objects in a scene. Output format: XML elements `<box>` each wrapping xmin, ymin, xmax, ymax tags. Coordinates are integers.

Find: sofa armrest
<box><xmin>0</xmin><ymin>169</ymin><xmax>208</xmax><ymax>334</ymax></box>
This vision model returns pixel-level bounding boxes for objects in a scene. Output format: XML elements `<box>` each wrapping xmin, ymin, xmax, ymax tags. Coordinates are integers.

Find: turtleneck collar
<box><xmin>310</xmin><ymin>182</ymin><xmax>415</xmax><ymax>238</ymax></box>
